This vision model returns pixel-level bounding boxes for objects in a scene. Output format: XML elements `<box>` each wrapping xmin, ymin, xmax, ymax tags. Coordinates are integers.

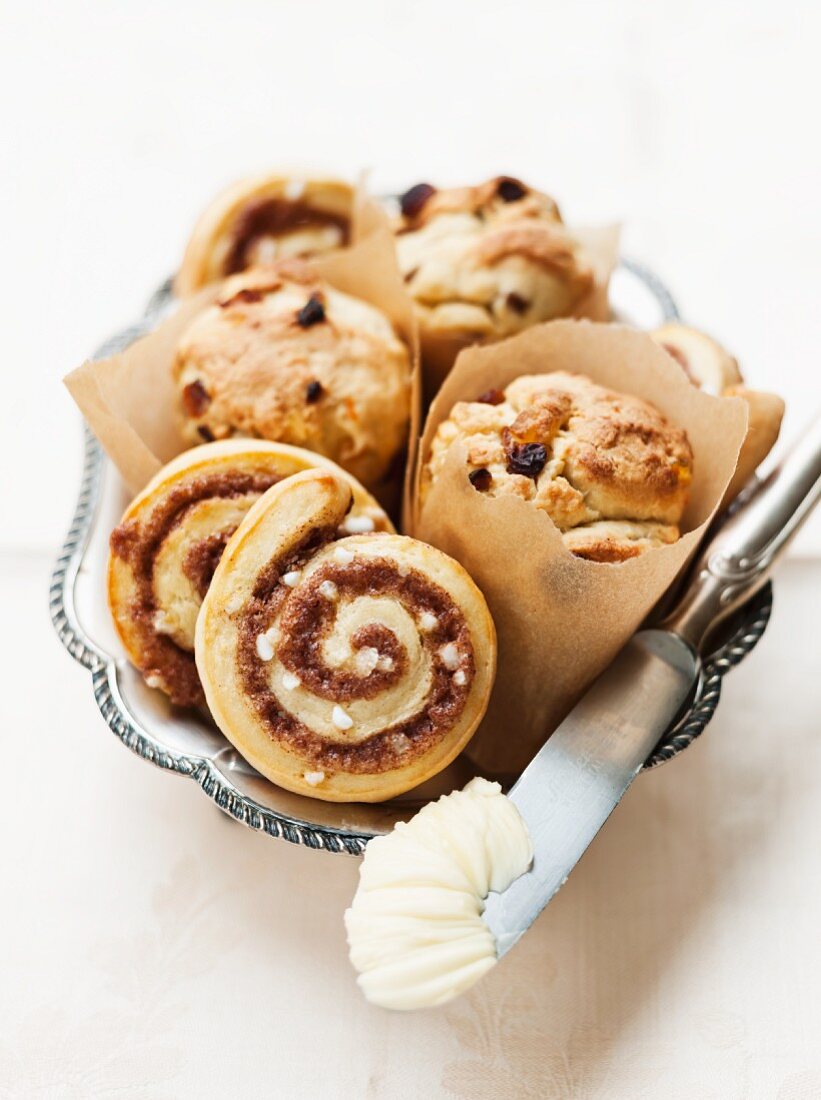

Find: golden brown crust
<box><xmin>173</xmin><ymin>264</ymin><xmax>412</xmax><ymax>494</ymax></box>
<box><xmin>195</xmin><ymin>471</ymin><xmax>496</xmax><ymax>802</ymax></box>
<box><xmin>423</xmin><ymin>371</ymin><xmax>693</xmax><ymax>562</ymax></box>
<box><xmin>562</xmin><ymin>520</ymin><xmax>680</xmax><ymax>562</ymax></box>
<box><xmin>651</xmin><ymin>323</ymin><xmax>784</xmax><ymax>502</ymax></box>
<box><xmin>651</xmin><ymin>322</ymin><xmax>742</xmax><ymax>394</ymax></box>
<box><xmin>398</xmin><ymin>176</ymin><xmax>561</xmax><ymax>230</ymax></box>
<box><xmin>394</xmin><ymin>177</ymin><xmax>594</xmax><ymax>368</ymax></box>
<box><xmin>472</xmin><ymin>222</ymin><xmax>588</xmax><ymax>279</ymax></box>
<box><xmin>175</xmin><ymin>174</ymin><xmax>354</xmax><ymax>296</ymax></box>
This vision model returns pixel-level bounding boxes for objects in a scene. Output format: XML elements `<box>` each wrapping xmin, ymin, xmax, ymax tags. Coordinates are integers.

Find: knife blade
<box><xmin>482</xmin><ymin>411</ymin><xmax>820</xmax><ymax>959</ymax></box>
<box><xmin>482</xmin><ymin>629</ymin><xmax>697</xmax><ymax>957</ymax></box>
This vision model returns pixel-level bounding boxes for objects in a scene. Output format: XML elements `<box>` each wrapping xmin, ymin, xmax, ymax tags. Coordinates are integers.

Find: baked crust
<box><xmin>562</xmin><ymin>520</ymin><xmax>680</xmax><ymax>562</ymax></box>
<box><xmin>175</xmin><ymin>174</ymin><xmax>354</xmax><ymax>296</ymax></box>
<box><xmin>652</xmin><ymin>322</ymin><xmax>742</xmax><ymax>394</ymax></box>
<box><xmin>651</xmin><ymin>323</ymin><xmax>784</xmax><ymax>501</ymax></box>
<box><xmin>423</xmin><ymin>371</ymin><xmax>693</xmax><ymax>563</ymax></box>
<box><xmin>107</xmin><ymin>440</ymin><xmax>392</xmax><ymax>706</ymax></box>
<box><xmin>195</xmin><ymin>470</ymin><xmax>496</xmax><ymax>802</ymax></box>
<box><xmin>173</xmin><ymin>262</ymin><xmax>412</xmax><ymax>494</ymax></box>
<box><xmin>395</xmin><ymin>177</ymin><xmax>594</xmax><ymax>365</ymax></box>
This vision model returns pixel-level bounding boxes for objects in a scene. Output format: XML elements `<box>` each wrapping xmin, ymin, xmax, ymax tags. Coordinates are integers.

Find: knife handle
<box><xmin>661</xmin><ymin>412</ymin><xmax>821</xmax><ymax>650</ymax></box>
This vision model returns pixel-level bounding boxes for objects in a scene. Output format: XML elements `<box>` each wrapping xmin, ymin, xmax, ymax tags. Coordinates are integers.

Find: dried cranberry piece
<box><xmin>400</xmin><ymin>183</ymin><xmax>436</xmax><ymax>219</ymax></box>
<box><xmin>305</xmin><ymin>380</ymin><xmax>324</xmax><ymax>403</ymax></box>
<box><xmin>469</xmin><ymin>468</ymin><xmax>493</xmax><ymax>492</ymax></box>
<box><xmin>506</xmin><ymin>291</ymin><xmax>529</xmax><ymax>314</ymax></box>
<box><xmin>496</xmin><ymin>177</ymin><xmax>527</xmax><ymax>203</ymax></box>
<box><xmin>296</xmin><ymin>295</ymin><xmax>326</xmax><ymax>327</ymax></box>
<box><xmin>505</xmin><ymin>441</ymin><xmax>547</xmax><ymax>479</ymax></box>
<box><xmin>475</xmin><ymin>388</ymin><xmax>506</xmax><ymax>406</ymax></box>
<box><xmin>182</xmin><ymin>380</ymin><xmax>211</xmax><ymax>416</ymax></box>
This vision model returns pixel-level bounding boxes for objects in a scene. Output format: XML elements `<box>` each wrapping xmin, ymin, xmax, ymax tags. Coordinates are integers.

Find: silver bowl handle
<box><xmin>662</xmin><ymin>412</ymin><xmax>821</xmax><ymax>650</ymax></box>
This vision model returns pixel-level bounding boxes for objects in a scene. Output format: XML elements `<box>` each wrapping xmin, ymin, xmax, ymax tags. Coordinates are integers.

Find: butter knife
<box><xmin>483</xmin><ymin>413</ymin><xmax>821</xmax><ymax>957</ymax></box>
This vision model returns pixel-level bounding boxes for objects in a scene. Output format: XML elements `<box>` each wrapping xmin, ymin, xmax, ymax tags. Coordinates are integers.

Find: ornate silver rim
<box><xmin>49</xmin><ymin>263</ymin><xmax>769</xmax><ymax>851</ymax></box>
<box><xmin>619</xmin><ymin>256</ymin><xmax>682</xmax><ymax>324</ymax></box>
<box><xmin>643</xmin><ymin>581</ymin><xmax>771</xmax><ymax>768</ymax></box>
<box><xmin>48</xmin><ymin>421</ymin><xmax>369</xmax><ymax>854</ymax></box>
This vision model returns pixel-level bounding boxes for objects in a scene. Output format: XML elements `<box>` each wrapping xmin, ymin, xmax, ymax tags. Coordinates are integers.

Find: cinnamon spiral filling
<box><xmin>182</xmin><ymin>529</ymin><xmax>236</xmax><ymax>598</ymax></box>
<box><xmin>110</xmin><ymin>470</ymin><xmax>281</xmax><ymax>705</ymax></box>
<box><xmin>235</xmin><ymin>532</ymin><xmax>476</xmax><ymax>775</ymax></box>
<box><xmin>224</xmin><ymin>198</ymin><xmax>350</xmax><ymax>275</ymax></box>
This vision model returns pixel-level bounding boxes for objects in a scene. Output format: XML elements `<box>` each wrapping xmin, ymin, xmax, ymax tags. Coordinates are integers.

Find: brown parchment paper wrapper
<box><xmin>409</xmin><ymin>320</ymin><xmax>748</xmax><ymax>777</ymax></box>
<box><xmin>721</xmin><ymin>387</ymin><xmax>784</xmax><ymax>505</ymax></box>
<box><xmin>418</xmin><ymin>223</ymin><xmax>620</xmax><ymax>399</ymax></box>
<box><xmin>65</xmin><ymin>206</ymin><xmax>419</xmax><ymax>518</ymax></box>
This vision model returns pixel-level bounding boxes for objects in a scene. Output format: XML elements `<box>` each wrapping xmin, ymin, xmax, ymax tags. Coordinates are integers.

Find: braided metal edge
<box><xmin>49</xmin><ymin>424</ymin><xmax>106</xmax><ymax>671</ymax></box>
<box><xmin>91</xmin><ymin>657</ymin><xmax>369</xmax><ymax>853</ymax></box>
<box><xmin>50</xmin><ymin>262</ymin><xmax>766</xmax><ymax>849</ymax></box>
<box><xmin>643</xmin><ymin>583</ymin><xmax>772</xmax><ymax>768</ymax></box>
<box><xmin>144</xmin><ymin>276</ymin><xmax>175</xmax><ymax>317</ymax></box>
<box><xmin>619</xmin><ymin>256</ymin><xmax>682</xmax><ymax>323</ymax></box>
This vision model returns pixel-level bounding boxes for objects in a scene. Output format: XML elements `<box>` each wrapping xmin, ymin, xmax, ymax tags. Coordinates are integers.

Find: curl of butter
<box><xmin>344</xmin><ymin>777</ymin><xmax>533</xmax><ymax>1010</ymax></box>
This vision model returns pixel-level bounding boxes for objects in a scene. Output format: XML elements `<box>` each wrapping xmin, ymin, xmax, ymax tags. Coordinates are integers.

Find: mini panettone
<box><xmin>175</xmin><ymin>174</ymin><xmax>354</xmax><ymax>296</ymax></box>
<box><xmin>423</xmin><ymin>371</ymin><xmax>694</xmax><ymax>563</ymax></box>
<box><xmin>651</xmin><ymin>323</ymin><xmax>784</xmax><ymax>502</ymax></box>
<box><xmin>394</xmin><ymin>177</ymin><xmax>594</xmax><ymax>378</ymax></box>
<box><xmin>173</xmin><ymin>261</ymin><xmax>412</xmax><ymax>495</ymax></box>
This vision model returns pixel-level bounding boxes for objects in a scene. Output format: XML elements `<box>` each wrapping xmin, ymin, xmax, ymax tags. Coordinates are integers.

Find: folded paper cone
<box><xmin>64</xmin><ymin>198</ymin><xmax>419</xmax><ymax>519</ymax></box>
<box><xmin>722</xmin><ymin>386</ymin><xmax>785</xmax><ymax>504</ymax></box>
<box><xmin>410</xmin><ymin>319</ymin><xmax>748</xmax><ymax>777</ymax></box>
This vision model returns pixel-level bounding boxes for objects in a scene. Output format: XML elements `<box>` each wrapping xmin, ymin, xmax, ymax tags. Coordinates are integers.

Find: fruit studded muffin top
<box><xmin>395</xmin><ymin>177</ymin><xmax>594</xmax><ymax>342</ymax></box>
<box><xmin>424</xmin><ymin>371</ymin><xmax>694</xmax><ymax>562</ymax></box>
<box><xmin>174</xmin><ymin>261</ymin><xmax>412</xmax><ymax>492</ymax></box>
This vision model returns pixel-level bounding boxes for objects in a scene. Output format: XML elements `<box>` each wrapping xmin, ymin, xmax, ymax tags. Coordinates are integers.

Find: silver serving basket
<box><xmin>50</xmin><ymin>263</ymin><xmax>772</xmax><ymax>855</ymax></box>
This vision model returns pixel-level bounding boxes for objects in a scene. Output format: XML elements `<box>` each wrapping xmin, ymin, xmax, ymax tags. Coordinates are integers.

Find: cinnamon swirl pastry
<box><xmin>195</xmin><ymin>470</ymin><xmax>496</xmax><ymax>802</ymax></box>
<box><xmin>651</xmin><ymin>322</ymin><xmax>784</xmax><ymax>503</ymax></box>
<box><xmin>108</xmin><ymin>441</ymin><xmax>391</xmax><ymax>708</ymax></box>
<box><xmin>175</xmin><ymin>174</ymin><xmax>354</xmax><ymax>296</ymax></box>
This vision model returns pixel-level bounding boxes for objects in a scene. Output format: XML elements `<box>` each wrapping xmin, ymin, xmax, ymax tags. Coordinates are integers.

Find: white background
<box><xmin>3</xmin><ymin>0</ymin><xmax>821</xmax><ymax>553</ymax></box>
<box><xmin>2</xmin><ymin>3</ymin><xmax>820</xmax><ymax>1097</ymax></box>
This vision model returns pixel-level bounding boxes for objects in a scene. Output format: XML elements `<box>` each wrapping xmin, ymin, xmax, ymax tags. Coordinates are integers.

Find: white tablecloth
<box><xmin>1</xmin><ymin>555</ymin><xmax>818</xmax><ymax>1098</ymax></box>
